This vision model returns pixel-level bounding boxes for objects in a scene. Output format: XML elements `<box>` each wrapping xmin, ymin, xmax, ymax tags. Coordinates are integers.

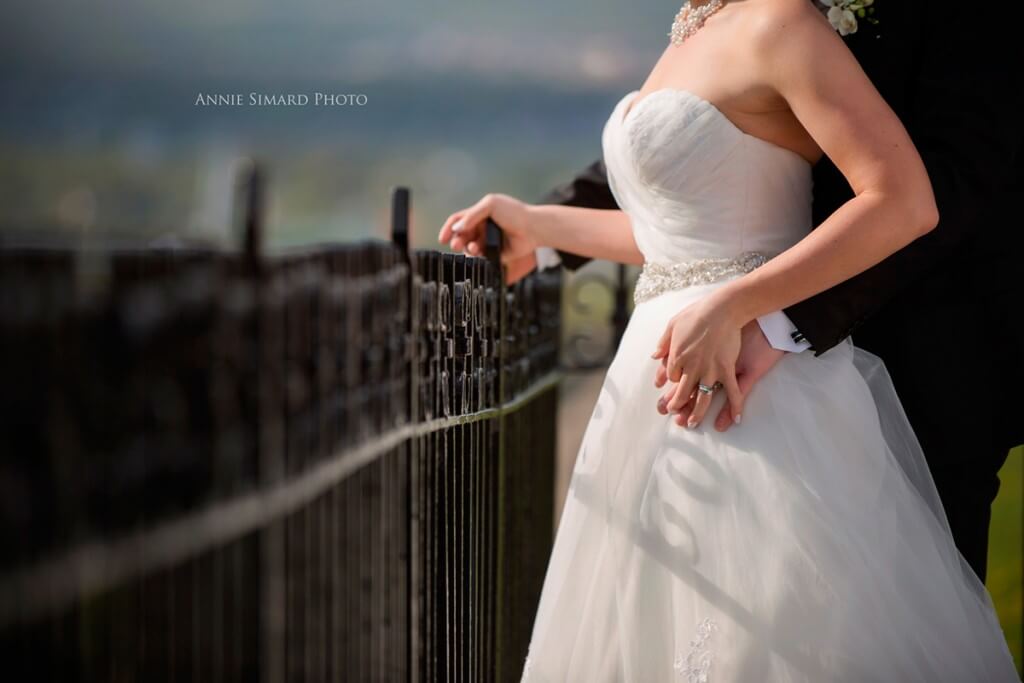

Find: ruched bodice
<box><xmin>602</xmin><ymin>88</ymin><xmax>813</xmax><ymax>264</ymax></box>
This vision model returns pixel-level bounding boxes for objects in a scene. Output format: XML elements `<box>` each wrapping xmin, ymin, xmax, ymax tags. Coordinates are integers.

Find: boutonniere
<box><xmin>818</xmin><ymin>0</ymin><xmax>879</xmax><ymax>37</ymax></box>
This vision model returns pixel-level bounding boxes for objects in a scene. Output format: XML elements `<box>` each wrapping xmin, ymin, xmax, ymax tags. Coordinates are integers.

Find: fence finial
<box><xmin>235</xmin><ymin>159</ymin><xmax>265</xmax><ymax>270</ymax></box>
<box><xmin>391</xmin><ymin>186</ymin><xmax>411</xmax><ymax>253</ymax></box>
<box><xmin>485</xmin><ymin>218</ymin><xmax>503</xmax><ymax>270</ymax></box>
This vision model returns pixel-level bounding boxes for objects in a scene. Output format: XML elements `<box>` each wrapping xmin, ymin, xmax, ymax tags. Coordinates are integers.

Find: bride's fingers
<box><xmin>665</xmin><ymin>338</ymin><xmax>690</xmax><ymax>383</ymax></box>
<box><xmin>673</xmin><ymin>387</ymin><xmax>699</xmax><ymax>425</ymax></box>
<box><xmin>443</xmin><ymin>201</ymin><xmax>492</xmax><ymax>253</ymax></box>
<box><xmin>465</xmin><ymin>230</ymin><xmax>488</xmax><ymax>256</ymax></box>
<box><xmin>657</xmin><ymin>380</ymin><xmax>688</xmax><ymax>414</ymax></box>
<box><xmin>657</xmin><ymin>381</ymin><xmax>698</xmax><ymax>421</ymax></box>
<box><xmin>651</xmin><ymin>324</ymin><xmax>672</xmax><ymax>360</ymax></box>
<box><xmin>654</xmin><ymin>363</ymin><xmax>668</xmax><ymax>389</ymax></box>
<box><xmin>687</xmin><ymin>377</ymin><xmax>716</xmax><ymax>427</ymax></box>
<box><xmin>675</xmin><ymin>402</ymin><xmax>695</xmax><ymax>426</ymax></box>
<box><xmin>446</xmin><ymin>220</ymin><xmax>472</xmax><ymax>252</ymax></box>
<box><xmin>438</xmin><ymin>210</ymin><xmax>467</xmax><ymax>244</ymax></box>
<box><xmin>450</xmin><ymin>215</ymin><xmax>481</xmax><ymax>252</ymax></box>
<box><xmin>657</xmin><ymin>385</ymin><xmax>674</xmax><ymax>414</ymax></box>
<box><xmin>666</xmin><ymin>370</ymin><xmax>696</xmax><ymax>413</ymax></box>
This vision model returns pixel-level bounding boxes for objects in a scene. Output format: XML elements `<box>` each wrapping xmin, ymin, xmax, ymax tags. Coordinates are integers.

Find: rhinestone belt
<box><xmin>633</xmin><ymin>251</ymin><xmax>769</xmax><ymax>306</ymax></box>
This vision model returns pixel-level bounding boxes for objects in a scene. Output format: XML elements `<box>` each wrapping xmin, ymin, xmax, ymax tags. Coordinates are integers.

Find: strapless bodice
<box><xmin>601</xmin><ymin>88</ymin><xmax>813</xmax><ymax>265</ymax></box>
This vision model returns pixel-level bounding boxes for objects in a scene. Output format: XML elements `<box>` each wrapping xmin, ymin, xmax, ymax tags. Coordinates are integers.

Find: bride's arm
<box><xmin>720</xmin><ymin>3</ymin><xmax>938</xmax><ymax>325</ymax></box>
<box><xmin>657</xmin><ymin>0</ymin><xmax>938</xmax><ymax>423</ymax></box>
<box><xmin>438</xmin><ymin>193</ymin><xmax>644</xmax><ymax>266</ymax></box>
<box><xmin>525</xmin><ymin>204</ymin><xmax>644</xmax><ymax>264</ymax></box>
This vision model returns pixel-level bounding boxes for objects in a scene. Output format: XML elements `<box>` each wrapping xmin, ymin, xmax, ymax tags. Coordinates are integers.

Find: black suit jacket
<box><xmin>542</xmin><ymin>0</ymin><xmax>1024</xmax><ymax>452</ymax></box>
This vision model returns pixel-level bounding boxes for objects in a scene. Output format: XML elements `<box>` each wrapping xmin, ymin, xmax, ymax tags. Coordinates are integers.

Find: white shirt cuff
<box><xmin>535</xmin><ymin>246</ymin><xmax>563</xmax><ymax>270</ymax></box>
<box><xmin>757</xmin><ymin>310</ymin><xmax>811</xmax><ymax>353</ymax></box>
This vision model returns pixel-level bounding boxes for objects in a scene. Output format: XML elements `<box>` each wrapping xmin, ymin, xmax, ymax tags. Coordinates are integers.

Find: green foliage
<box><xmin>988</xmin><ymin>447</ymin><xmax>1023</xmax><ymax>674</ymax></box>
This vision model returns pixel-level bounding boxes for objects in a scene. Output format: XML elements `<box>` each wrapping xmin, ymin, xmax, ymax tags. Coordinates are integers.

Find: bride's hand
<box><xmin>657</xmin><ymin>320</ymin><xmax>785</xmax><ymax>431</ymax></box>
<box><xmin>651</xmin><ymin>292</ymin><xmax>746</xmax><ymax>428</ymax></box>
<box><xmin>438</xmin><ymin>193</ymin><xmax>538</xmax><ymax>264</ymax></box>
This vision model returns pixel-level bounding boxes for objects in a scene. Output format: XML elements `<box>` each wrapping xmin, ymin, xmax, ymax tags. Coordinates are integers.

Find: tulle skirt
<box><xmin>520</xmin><ymin>280</ymin><xmax>1018</xmax><ymax>682</ymax></box>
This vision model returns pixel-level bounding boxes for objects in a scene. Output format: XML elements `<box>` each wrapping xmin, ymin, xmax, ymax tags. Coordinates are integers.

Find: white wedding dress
<box><xmin>519</xmin><ymin>88</ymin><xmax>1019</xmax><ymax>682</ymax></box>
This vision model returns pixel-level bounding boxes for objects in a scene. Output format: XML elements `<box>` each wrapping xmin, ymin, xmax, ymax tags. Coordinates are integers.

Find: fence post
<box><xmin>390</xmin><ymin>186</ymin><xmax>421</xmax><ymax>680</ymax></box>
<box><xmin>391</xmin><ymin>186</ymin><xmax>410</xmax><ymax>253</ymax></box>
<box><xmin>390</xmin><ymin>186</ymin><xmax>415</xmax><ymax>424</ymax></box>
<box><xmin>484</xmin><ymin>219</ymin><xmax>504</xmax><ymax>404</ymax></box>
<box><xmin>483</xmin><ymin>218</ymin><xmax>511</xmax><ymax>680</ymax></box>
<box><xmin>237</xmin><ymin>160</ymin><xmax>265</xmax><ymax>275</ymax></box>
<box><xmin>235</xmin><ymin>161</ymin><xmax>285</xmax><ymax>683</ymax></box>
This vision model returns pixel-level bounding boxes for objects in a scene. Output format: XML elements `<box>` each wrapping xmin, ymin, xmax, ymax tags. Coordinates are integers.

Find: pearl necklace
<box><xmin>668</xmin><ymin>0</ymin><xmax>725</xmax><ymax>45</ymax></box>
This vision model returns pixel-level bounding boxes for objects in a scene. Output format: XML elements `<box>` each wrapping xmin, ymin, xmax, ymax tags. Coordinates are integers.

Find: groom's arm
<box><xmin>536</xmin><ymin>159</ymin><xmax>620</xmax><ymax>271</ymax></box>
<box><xmin>783</xmin><ymin>4</ymin><xmax>1022</xmax><ymax>355</ymax></box>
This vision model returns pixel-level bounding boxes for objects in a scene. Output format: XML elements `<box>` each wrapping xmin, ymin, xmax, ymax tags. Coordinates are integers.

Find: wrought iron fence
<box><xmin>0</xmin><ymin>167</ymin><xmax>561</xmax><ymax>682</ymax></box>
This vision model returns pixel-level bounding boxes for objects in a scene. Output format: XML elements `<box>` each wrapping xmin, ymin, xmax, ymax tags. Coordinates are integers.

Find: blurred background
<box><xmin>1</xmin><ymin>0</ymin><xmax>1019</xmax><ymax>672</ymax></box>
<box><xmin>0</xmin><ymin>0</ymin><xmax>667</xmax><ymax>249</ymax></box>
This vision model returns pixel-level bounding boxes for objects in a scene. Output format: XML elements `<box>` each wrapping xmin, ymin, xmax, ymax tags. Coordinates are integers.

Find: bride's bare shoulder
<box><xmin>730</xmin><ymin>0</ymin><xmax>847</xmax><ymax>70</ymax></box>
<box><xmin>739</xmin><ymin>0</ymin><xmax>835</xmax><ymax>44</ymax></box>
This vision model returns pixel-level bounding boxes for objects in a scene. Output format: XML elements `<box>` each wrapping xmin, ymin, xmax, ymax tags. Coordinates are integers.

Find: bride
<box><xmin>439</xmin><ymin>0</ymin><xmax>1019</xmax><ymax>680</ymax></box>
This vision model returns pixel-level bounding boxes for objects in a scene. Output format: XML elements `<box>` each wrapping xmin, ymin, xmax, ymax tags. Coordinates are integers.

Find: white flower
<box><xmin>827</xmin><ymin>5</ymin><xmax>859</xmax><ymax>36</ymax></box>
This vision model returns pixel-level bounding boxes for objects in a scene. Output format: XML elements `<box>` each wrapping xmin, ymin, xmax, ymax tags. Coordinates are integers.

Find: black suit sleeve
<box><xmin>536</xmin><ymin>158</ymin><xmax>620</xmax><ymax>271</ymax></box>
<box><xmin>783</xmin><ymin>4</ymin><xmax>1023</xmax><ymax>354</ymax></box>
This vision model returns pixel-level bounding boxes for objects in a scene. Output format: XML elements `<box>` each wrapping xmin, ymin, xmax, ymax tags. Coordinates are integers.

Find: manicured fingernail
<box><xmin>452</xmin><ymin>219</ymin><xmax>465</xmax><ymax>233</ymax></box>
<box><xmin>734</xmin><ymin>414</ymin><xmax>742</xmax><ymax>425</ymax></box>
<box><xmin>657</xmin><ymin>397</ymin><xmax>667</xmax><ymax>413</ymax></box>
<box><xmin>687</xmin><ymin>416</ymin><xmax>697</xmax><ymax>429</ymax></box>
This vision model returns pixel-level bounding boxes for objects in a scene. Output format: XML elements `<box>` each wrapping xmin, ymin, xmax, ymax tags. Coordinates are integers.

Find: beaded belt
<box><xmin>633</xmin><ymin>251</ymin><xmax>769</xmax><ymax>306</ymax></box>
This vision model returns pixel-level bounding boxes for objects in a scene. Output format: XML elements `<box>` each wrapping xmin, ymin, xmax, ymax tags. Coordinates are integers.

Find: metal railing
<box><xmin>0</xmin><ymin>167</ymin><xmax>562</xmax><ymax>682</ymax></box>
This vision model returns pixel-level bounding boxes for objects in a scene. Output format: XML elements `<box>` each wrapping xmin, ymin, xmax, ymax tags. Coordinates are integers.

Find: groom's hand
<box><xmin>655</xmin><ymin>320</ymin><xmax>784</xmax><ymax>431</ymax></box>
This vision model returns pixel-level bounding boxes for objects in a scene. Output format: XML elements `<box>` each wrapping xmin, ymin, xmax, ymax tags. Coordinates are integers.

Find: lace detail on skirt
<box><xmin>673</xmin><ymin>618</ymin><xmax>718</xmax><ymax>682</ymax></box>
<box><xmin>633</xmin><ymin>252</ymin><xmax>768</xmax><ymax>305</ymax></box>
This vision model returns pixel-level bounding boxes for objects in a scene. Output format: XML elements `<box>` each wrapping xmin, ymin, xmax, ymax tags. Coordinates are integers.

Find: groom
<box><xmin>520</xmin><ymin>1</ymin><xmax>1023</xmax><ymax>582</ymax></box>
